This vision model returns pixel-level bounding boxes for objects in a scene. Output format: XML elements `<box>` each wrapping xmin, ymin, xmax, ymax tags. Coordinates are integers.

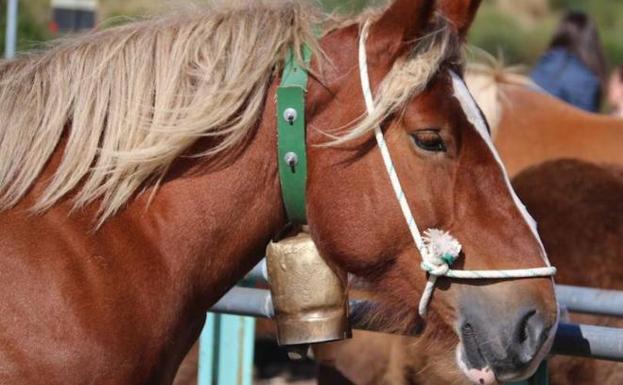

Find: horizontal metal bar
<box><xmin>210</xmin><ymin>287</ymin><xmax>273</xmax><ymax>318</ymax></box>
<box><xmin>553</xmin><ymin>323</ymin><xmax>623</xmax><ymax>361</ymax></box>
<box><xmin>243</xmin><ymin>261</ymin><xmax>623</xmax><ymax>318</ymax></box>
<box><xmin>556</xmin><ymin>284</ymin><xmax>623</xmax><ymax>318</ymax></box>
<box><xmin>209</xmin><ymin>287</ymin><xmax>623</xmax><ymax>362</ymax></box>
<box><xmin>245</xmin><ymin>259</ymin><xmax>267</xmax><ymax>282</ymax></box>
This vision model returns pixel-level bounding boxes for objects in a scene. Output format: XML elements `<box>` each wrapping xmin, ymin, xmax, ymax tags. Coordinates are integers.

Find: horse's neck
<box><xmin>141</xmin><ymin>163</ymin><xmax>280</xmax><ymax>297</ymax></box>
<box><xmin>124</xmin><ymin>95</ymin><xmax>285</xmax><ymax>309</ymax></box>
<box><xmin>0</xmin><ymin>83</ymin><xmax>285</xmax><ymax>383</ymax></box>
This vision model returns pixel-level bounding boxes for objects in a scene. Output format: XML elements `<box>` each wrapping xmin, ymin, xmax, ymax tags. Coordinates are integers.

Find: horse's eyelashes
<box><xmin>411</xmin><ymin>130</ymin><xmax>447</xmax><ymax>153</ymax></box>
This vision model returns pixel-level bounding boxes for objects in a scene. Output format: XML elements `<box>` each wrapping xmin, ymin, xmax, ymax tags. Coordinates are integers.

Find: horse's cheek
<box><xmin>308</xmin><ymin>197</ymin><xmax>402</xmax><ymax>275</ymax></box>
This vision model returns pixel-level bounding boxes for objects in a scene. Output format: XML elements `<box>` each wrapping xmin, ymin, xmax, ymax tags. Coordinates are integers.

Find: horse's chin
<box><xmin>453</xmin><ymin>304</ymin><xmax>559</xmax><ymax>384</ymax></box>
<box><xmin>455</xmin><ymin>345</ymin><xmax>544</xmax><ymax>384</ymax></box>
<box><xmin>454</xmin><ymin>316</ymin><xmax>558</xmax><ymax>385</ymax></box>
<box><xmin>455</xmin><ymin>347</ymin><xmax>498</xmax><ymax>385</ymax></box>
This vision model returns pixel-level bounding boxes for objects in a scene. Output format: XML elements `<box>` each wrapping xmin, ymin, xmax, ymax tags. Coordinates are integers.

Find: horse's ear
<box><xmin>369</xmin><ymin>0</ymin><xmax>436</xmax><ymax>56</ymax></box>
<box><xmin>437</xmin><ymin>0</ymin><xmax>482</xmax><ymax>37</ymax></box>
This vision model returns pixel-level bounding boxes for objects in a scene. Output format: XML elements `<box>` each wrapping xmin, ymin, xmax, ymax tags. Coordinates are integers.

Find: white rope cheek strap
<box><xmin>357</xmin><ymin>20</ymin><xmax>557</xmax><ymax>317</ymax></box>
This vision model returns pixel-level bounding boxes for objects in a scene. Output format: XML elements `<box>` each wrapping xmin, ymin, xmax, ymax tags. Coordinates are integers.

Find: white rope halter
<box><xmin>357</xmin><ymin>20</ymin><xmax>556</xmax><ymax>317</ymax></box>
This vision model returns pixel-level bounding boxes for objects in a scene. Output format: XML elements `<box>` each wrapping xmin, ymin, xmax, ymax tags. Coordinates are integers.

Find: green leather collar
<box><xmin>277</xmin><ymin>46</ymin><xmax>312</xmax><ymax>224</ymax></box>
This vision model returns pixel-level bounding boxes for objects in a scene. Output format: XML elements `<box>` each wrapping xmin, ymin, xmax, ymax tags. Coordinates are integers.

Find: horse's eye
<box><xmin>411</xmin><ymin>129</ymin><xmax>447</xmax><ymax>153</ymax></box>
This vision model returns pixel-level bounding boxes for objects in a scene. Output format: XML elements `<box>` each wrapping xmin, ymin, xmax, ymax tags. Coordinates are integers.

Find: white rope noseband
<box><xmin>358</xmin><ymin>20</ymin><xmax>556</xmax><ymax>317</ymax></box>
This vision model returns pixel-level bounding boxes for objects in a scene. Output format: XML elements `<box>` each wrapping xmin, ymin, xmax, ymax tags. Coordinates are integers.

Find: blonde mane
<box><xmin>0</xmin><ymin>1</ymin><xmax>457</xmax><ymax>224</ymax></box>
<box><xmin>464</xmin><ymin>49</ymin><xmax>535</xmax><ymax>138</ymax></box>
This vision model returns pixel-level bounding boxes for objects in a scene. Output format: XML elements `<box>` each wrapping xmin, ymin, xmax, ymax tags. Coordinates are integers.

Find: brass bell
<box><xmin>266</xmin><ymin>232</ymin><xmax>352</xmax><ymax>346</ymax></box>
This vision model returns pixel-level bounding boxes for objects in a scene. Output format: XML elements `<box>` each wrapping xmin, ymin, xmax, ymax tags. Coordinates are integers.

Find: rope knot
<box><xmin>420</xmin><ymin>261</ymin><xmax>450</xmax><ymax>276</ymax></box>
<box><xmin>421</xmin><ymin>229</ymin><xmax>462</xmax><ymax>277</ymax></box>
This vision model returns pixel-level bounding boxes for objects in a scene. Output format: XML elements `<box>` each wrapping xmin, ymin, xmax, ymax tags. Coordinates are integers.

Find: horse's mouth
<box><xmin>456</xmin><ymin>344</ymin><xmax>498</xmax><ymax>385</ymax></box>
<box><xmin>454</xmin><ymin>304</ymin><xmax>559</xmax><ymax>384</ymax></box>
<box><xmin>455</xmin><ymin>329</ymin><xmax>545</xmax><ymax>384</ymax></box>
<box><xmin>455</xmin><ymin>324</ymin><xmax>556</xmax><ymax>385</ymax></box>
<box><xmin>456</xmin><ymin>346</ymin><xmax>539</xmax><ymax>384</ymax></box>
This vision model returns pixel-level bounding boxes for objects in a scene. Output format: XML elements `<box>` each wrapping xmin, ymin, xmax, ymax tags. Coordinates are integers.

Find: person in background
<box><xmin>607</xmin><ymin>65</ymin><xmax>623</xmax><ymax>118</ymax></box>
<box><xmin>531</xmin><ymin>11</ymin><xmax>607</xmax><ymax>113</ymax></box>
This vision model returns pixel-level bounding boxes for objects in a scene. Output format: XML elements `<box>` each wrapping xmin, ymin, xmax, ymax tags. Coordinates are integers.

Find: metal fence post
<box><xmin>198</xmin><ymin>314</ymin><xmax>216</xmax><ymax>385</ymax></box>
<box><xmin>198</xmin><ymin>313</ymin><xmax>256</xmax><ymax>385</ymax></box>
<box><xmin>5</xmin><ymin>0</ymin><xmax>18</xmax><ymax>58</ymax></box>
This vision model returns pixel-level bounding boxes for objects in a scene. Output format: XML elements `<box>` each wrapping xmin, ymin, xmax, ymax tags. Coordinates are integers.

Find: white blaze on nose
<box><xmin>448</xmin><ymin>70</ymin><xmax>550</xmax><ymax>266</ymax></box>
<box><xmin>451</xmin><ymin>70</ymin><xmax>559</xmax><ymax>383</ymax></box>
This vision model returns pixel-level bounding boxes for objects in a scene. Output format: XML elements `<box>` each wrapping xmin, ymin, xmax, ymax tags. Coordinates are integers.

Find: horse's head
<box><xmin>305</xmin><ymin>0</ymin><xmax>557</xmax><ymax>382</ymax></box>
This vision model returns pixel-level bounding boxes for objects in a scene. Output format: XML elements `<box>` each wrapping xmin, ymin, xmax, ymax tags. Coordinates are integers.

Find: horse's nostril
<box><xmin>516</xmin><ymin>309</ymin><xmax>537</xmax><ymax>344</ymax></box>
<box><xmin>462</xmin><ymin>321</ymin><xmax>474</xmax><ymax>335</ymax></box>
<box><xmin>512</xmin><ymin>309</ymin><xmax>547</xmax><ymax>364</ymax></box>
<box><xmin>459</xmin><ymin>305</ymin><xmax>552</xmax><ymax>378</ymax></box>
<box><xmin>460</xmin><ymin>320</ymin><xmax>488</xmax><ymax>370</ymax></box>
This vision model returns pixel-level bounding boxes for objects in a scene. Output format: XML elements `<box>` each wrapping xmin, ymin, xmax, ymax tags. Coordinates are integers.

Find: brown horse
<box><xmin>315</xmin><ymin>159</ymin><xmax>623</xmax><ymax>385</ymax></box>
<box><xmin>0</xmin><ymin>1</ymin><xmax>557</xmax><ymax>384</ymax></box>
<box><xmin>464</xmin><ymin>60</ymin><xmax>623</xmax><ymax>176</ymax></box>
<box><xmin>514</xmin><ymin>159</ymin><xmax>623</xmax><ymax>385</ymax></box>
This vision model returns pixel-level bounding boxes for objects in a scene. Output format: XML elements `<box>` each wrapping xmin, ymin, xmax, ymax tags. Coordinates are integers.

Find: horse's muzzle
<box><xmin>459</xmin><ymin>304</ymin><xmax>554</xmax><ymax>381</ymax></box>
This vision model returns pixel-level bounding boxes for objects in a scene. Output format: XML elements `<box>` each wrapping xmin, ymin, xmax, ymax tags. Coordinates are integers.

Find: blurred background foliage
<box><xmin>0</xmin><ymin>0</ymin><xmax>50</xmax><ymax>52</ymax></box>
<box><xmin>469</xmin><ymin>0</ymin><xmax>623</xmax><ymax>70</ymax></box>
<box><xmin>2</xmin><ymin>0</ymin><xmax>623</xmax><ymax>70</ymax></box>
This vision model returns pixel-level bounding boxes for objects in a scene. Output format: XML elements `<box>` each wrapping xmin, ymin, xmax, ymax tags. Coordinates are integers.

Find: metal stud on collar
<box><xmin>284</xmin><ymin>152</ymin><xmax>299</xmax><ymax>172</ymax></box>
<box><xmin>283</xmin><ymin>108</ymin><xmax>298</xmax><ymax>125</ymax></box>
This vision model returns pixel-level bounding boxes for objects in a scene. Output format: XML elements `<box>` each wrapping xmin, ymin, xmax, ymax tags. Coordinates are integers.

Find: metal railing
<box><xmin>246</xmin><ymin>260</ymin><xmax>623</xmax><ymax>318</ymax></box>
<box><xmin>210</xmin><ymin>286</ymin><xmax>623</xmax><ymax>362</ymax></box>
<box><xmin>556</xmin><ymin>285</ymin><xmax>623</xmax><ymax>318</ymax></box>
<box><xmin>201</xmin><ymin>260</ymin><xmax>623</xmax><ymax>385</ymax></box>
